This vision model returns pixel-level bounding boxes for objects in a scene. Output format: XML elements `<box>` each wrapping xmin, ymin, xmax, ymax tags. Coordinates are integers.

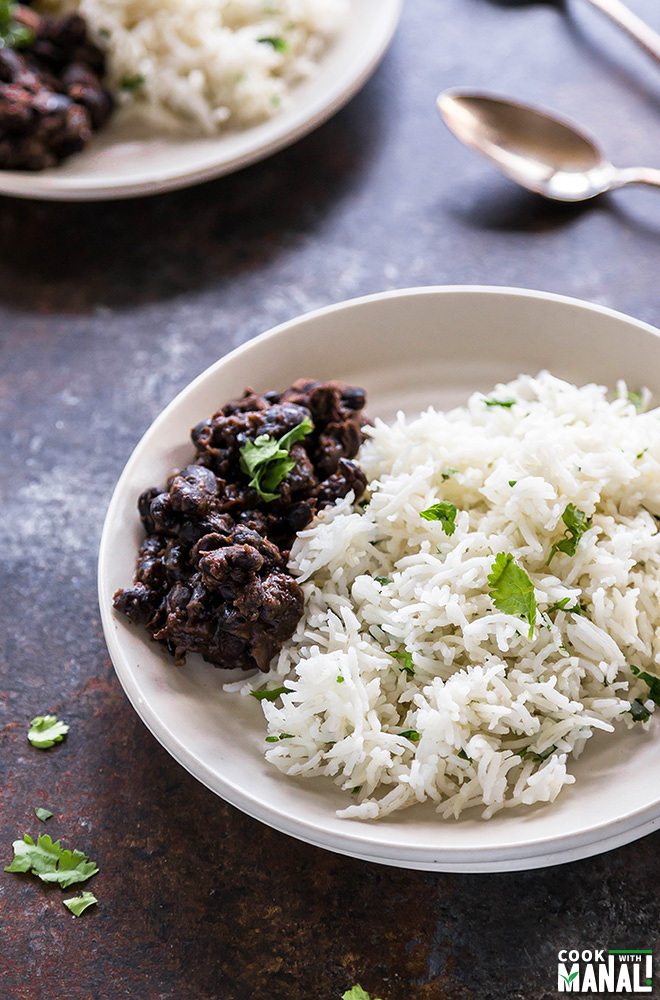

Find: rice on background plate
<box><xmin>239</xmin><ymin>373</ymin><xmax>660</xmax><ymax>820</ymax></box>
<box><xmin>39</xmin><ymin>0</ymin><xmax>349</xmax><ymax>133</ymax></box>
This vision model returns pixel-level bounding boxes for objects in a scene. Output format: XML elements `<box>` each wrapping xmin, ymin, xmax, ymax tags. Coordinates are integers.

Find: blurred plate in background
<box><xmin>0</xmin><ymin>0</ymin><xmax>403</xmax><ymax>201</ymax></box>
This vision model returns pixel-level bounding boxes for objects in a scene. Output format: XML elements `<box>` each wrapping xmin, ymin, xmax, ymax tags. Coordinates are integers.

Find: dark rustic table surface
<box><xmin>2</xmin><ymin>1</ymin><xmax>660</xmax><ymax>997</ymax></box>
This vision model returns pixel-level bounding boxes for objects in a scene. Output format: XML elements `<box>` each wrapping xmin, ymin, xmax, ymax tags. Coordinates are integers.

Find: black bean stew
<box><xmin>113</xmin><ymin>379</ymin><xmax>369</xmax><ymax>673</ymax></box>
<box><xmin>0</xmin><ymin>4</ymin><xmax>113</xmax><ymax>170</ymax></box>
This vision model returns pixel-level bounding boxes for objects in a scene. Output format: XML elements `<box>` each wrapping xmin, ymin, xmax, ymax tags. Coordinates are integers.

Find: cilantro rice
<box><xmin>40</xmin><ymin>0</ymin><xmax>349</xmax><ymax>133</ymax></box>
<box><xmin>243</xmin><ymin>372</ymin><xmax>660</xmax><ymax>820</ymax></box>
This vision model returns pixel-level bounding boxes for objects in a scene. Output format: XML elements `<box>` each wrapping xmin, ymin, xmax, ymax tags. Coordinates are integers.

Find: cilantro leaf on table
<box><xmin>419</xmin><ymin>500</ymin><xmax>457</xmax><ymax>535</ymax></box>
<box><xmin>546</xmin><ymin>503</ymin><xmax>592</xmax><ymax>564</ymax></box>
<box><xmin>63</xmin><ymin>891</ymin><xmax>97</xmax><ymax>917</ymax></box>
<box><xmin>5</xmin><ymin>834</ymin><xmax>98</xmax><ymax>888</ymax></box>
<box><xmin>34</xmin><ymin>807</ymin><xmax>53</xmax><ymax>823</ymax></box>
<box><xmin>27</xmin><ymin>714</ymin><xmax>69</xmax><ymax>749</ymax></box>
<box><xmin>250</xmin><ymin>687</ymin><xmax>288</xmax><ymax>702</ymax></box>
<box><xmin>343</xmin><ymin>987</ymin><xmax>383</xmax><ymax>1000</ymax></box>
<box><xmin>487</xmin><ymin>553</ymin><xmax>537</xmax><ymax>639</ymax></box>
<box><xmin>239</xmin><ymin>416</ymin><xmax>313</xmax><ymax>502</ymax></box>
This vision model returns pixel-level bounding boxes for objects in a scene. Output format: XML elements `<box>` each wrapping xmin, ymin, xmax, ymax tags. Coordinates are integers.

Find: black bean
<box><xmin>0</xmin><ymin>4</ymin><xmax>113</xmax><ymax>170</ymax></box>
<box><xmin>114</xmin><ymin>381</ymin><xmax>369</xmax><ymax>673</ymax></box>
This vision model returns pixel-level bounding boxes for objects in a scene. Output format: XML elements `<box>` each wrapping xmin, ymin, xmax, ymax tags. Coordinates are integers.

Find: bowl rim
<box><xmin>98</xmin><ymin>284</ymin><xmax>660</xmax><ymax>870</ymax></box>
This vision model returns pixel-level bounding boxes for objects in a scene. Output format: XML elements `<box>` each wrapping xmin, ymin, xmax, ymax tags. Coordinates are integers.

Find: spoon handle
<box><xmin>583</xmin><ymin>0</ymin><xmax>660</xmax><ymax>65</ymax></box>
<box><xmin>611</xmin><ymin>166</ymin><xmax>660</xmax><ymax>190</ymax></box>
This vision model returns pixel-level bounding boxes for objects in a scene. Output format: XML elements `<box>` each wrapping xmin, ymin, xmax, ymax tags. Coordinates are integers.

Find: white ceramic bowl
<box><xmin>98</xmin><ymin>286</ymin><xmax>660</xmax><ymax>871</ymax></box>
<box><xmin>0</xmin><ymin>0</ymin><xmax>403</xmax><ymax>201</ymax></box>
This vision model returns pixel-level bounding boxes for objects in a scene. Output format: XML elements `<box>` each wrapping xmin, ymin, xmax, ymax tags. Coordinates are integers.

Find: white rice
<box><xmin>245</xmin><ymin>373</ymin><xmax>660</xmax><ymax>820</ymax></box>
<box><xmin>40</xmin><ymin>0</ymin><xmax>349</xmax><ymax>133</ymax></box>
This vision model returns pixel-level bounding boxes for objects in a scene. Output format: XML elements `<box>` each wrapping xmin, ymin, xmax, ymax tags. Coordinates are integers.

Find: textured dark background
<box><xmin>2</xmin><ymin>0</ymin><xmax>660</xmax><ymax>997</ymax></box>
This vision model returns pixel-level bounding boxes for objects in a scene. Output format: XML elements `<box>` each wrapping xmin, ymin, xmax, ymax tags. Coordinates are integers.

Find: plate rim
<box><xmin>98</xmin><ymin>284</ymin><xmax>660</xmax><ymax>870</ymax></box>
<box><xmin>0</xmin><ymin>0</ymin><xmax>404</xmax><ymax>201</ymax></box>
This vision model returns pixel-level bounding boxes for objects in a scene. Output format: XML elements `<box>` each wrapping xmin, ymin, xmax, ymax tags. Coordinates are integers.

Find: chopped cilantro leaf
<box><xmin>265</xmin><ymin>733</ymin><xmax>294</xmax><ymax>742</ymax></box>
<box><xmin>374</xmin><ymin>576</ymin><xmax>392</xmax><ymax>586</ymax></box>
<box><xmin>628</xmin><ymin>389</ymin><xmax>644</xmax><ymax>411</ymax></box>
<box><xmin>239</xmin><ymin>416</ymin><xmax>313</xmax><ymax>502</ymax></box>
<box><xmin>5</xmin><ymin>834</ymin><xmax>98</xmax><ymax>888</ymax></box>
<box><xmin>0</xmin><ymin>0</ymin><xmax>35</xmax><ymax>48</ymax></box>
<box><xmin>487</xmin><ymin>553</ymin><xmax>536</xmax><ymax>639</ymax></box>
<box><xmin>336</xmin><ymin>676</ymin><xmax>344</xmax><ymax>683</ymax></box>
<box><xmin>398</xmin><ymin>730</ymin><xmax>420</xmax><ymax>742</ymax></box>
<box><xmin>359</xmin><ymin>499</ymin><xmax>370</xmax><ymax>509</ymax></box>
<box><xmin>28</xmin><ymin>715</ymin><xmax>69</xmax><ymax>749</ymax></box>
<box><xmin>343</xmin><ymin>987</ymin><xmax>382</xmax><ymax>1000</ymax></box>
<box><xmin>258</xmin><ymin>35</ymin><xmax>289</xmax><ymax>51</ymax></box>
<box><xmin>629</xmin><ymin>698</ymin><xmax>652</xmax><ymax>723</ymax></box>
<box><xmin>63</xmin><ymin>891</ymin><xmax>97</xmax><ymax>917</ymax></box>
<box><xmin>441</xmin><ymin>468</ymin><xmax>458</xmax><ymax>481</ymax></box>
<box><xmin>629</xmin><ymin>665</ymin><xmax>660</xmax><ymax>705</ymax></box>
<box><xmin>483</xmin><ymin>398</ymin><xmax>515</xmax><ymax>408</ymax></box>
<box><xmin>119</xmin><ymin>73</ymin><xmax>146</xmax><ymax>92</ymax></box>
<box><xmin>250</xmin><ymin>686</ymin><xmax>288</xmax><ymax>702</ymax></box>
<box><xmin>508</xmin><ymin>480</ymin><xmax>517</xmax><ymax>487</ymax></box>
<box><xmin>34</xmin><ymin>807</ymin><xmax>53</xmax><ymax>823</ymax></box>
<box><xmin>391</xmin><ymin>650</ymin><xmax>414</xmax><ymax>676</ymax></box>
<box><xmin>419</xmin><ymin>500</ymin><xmax>457</xmax><ymax>535</ymax></box>
<box><xmin>546</xmin><ymin>503</ymin><xmax>592</xmax><ymax>564</ymax></box>
<box><xmin>547</xmin><ymin>597</ymin><xmax>582</xmax><ymax>615</ymax></box>
<box><xmin>457</xmin><ymin>748</ymin><xmax>473</xmax><ymax>762</ymax></box>
<box><xmin>519</xmin><ymin>744</ymin><xmax>557</xmax><ymax>761</ymax></box>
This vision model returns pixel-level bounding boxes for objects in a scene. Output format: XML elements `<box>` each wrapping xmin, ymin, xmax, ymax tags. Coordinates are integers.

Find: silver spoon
<box><xmin>438</xmin><ymin>89</ymin><xmax>660</xmax><ymax>201</ymax></box>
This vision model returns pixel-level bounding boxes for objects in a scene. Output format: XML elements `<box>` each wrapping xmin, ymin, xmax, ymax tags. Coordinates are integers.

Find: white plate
<box><xmin>98</xmin><ymin>286</ymin><xmax>660</xmax><ymax>871</ymax></box>
<box><xmin>0</xmin><ymin>0</ymin><xmax>403</xmax><ymax>201</ymax></box>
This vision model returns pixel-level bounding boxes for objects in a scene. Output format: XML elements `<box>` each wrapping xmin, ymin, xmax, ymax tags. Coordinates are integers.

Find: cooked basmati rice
<box><xmin>40</xmin><ymin>0</ymin><xmax>349</xmax><ymax>133</ymax></box>
<box><xmin>244</xmin><ymin>373</ymin><xmax>660</xmax><ymax>820</ymax></box>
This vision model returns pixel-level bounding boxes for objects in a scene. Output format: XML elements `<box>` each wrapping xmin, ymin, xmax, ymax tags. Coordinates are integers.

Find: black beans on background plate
<box><xmin>0</xmin><ymin>4</ymin><xmax>113</xmax><ymax>170</ymax></box>
<box><xmin>114</xmin><ymin>379</ymin><xmax>369</xmax><ymax>673</ymax></box>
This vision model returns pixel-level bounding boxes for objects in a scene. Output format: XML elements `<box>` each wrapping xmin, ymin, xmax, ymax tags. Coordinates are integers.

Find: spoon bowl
<box><xmin>438</xmin><ymin>90</ymin><xmax>660</xmax><ymax>201</ymax></box>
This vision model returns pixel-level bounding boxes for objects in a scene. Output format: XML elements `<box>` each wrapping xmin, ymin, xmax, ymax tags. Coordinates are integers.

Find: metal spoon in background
<box><xmin>437</xmin><ymin>89</ymin><xmax>660</xmax><ymax>201</ymax></box>
<box><xmin>496</xmin><ymin>0</ymin><xmax>660</xmax><ymax>68</ymax></box>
